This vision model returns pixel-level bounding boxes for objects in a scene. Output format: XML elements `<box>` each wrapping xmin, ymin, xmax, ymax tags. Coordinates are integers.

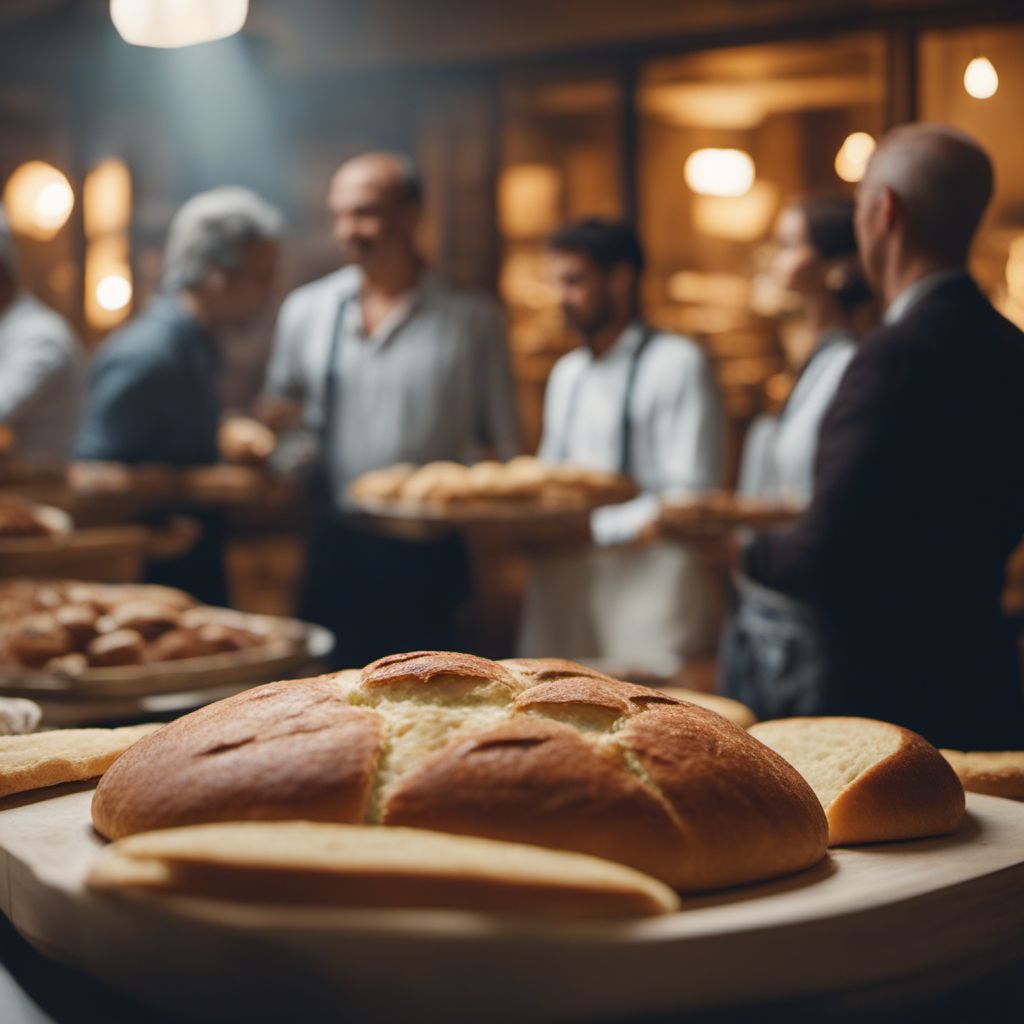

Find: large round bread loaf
<box><xmin>92</xmin><ymin>653</ymin><xmax>827</xmax><ymax>891</ymax></box>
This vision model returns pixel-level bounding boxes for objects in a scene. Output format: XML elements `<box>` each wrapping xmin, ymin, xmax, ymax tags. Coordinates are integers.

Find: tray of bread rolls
<box><xmin>66</xmin><ymin>417</ymin><xmax>296</xmax><ymax>516</ymax></box>
<box><xmin>69</xmin><ymin>460</ymin><xmax>300</xmax><ymax>513</ymax></box>
<box><xmin>0</xmin><ymin>653</ymin><xmax>1021</xmax><ymax>1023</ymax></box>
<box><xmin>657</xmin><ymin>490</ymin><xmax>803</xmax><ymax>541</ymax></box>
<box><xmin>0</xmin><ymin>580</ymin><xmax>332</xmax><ymax>721</ymax></box>
<box><xmin>0</xmin><ymin>499</ymin><xmax>202</xmax><ymax>582</ymax></box>
<box><xmin>349</xmin><ymin>458</ymin><xmax>637</xmax><ymax>538</ymax></box>
<box><xmin>0</xmin><ymin>498</ymin><xmax>73</xmax><ymax>550</ymax></box>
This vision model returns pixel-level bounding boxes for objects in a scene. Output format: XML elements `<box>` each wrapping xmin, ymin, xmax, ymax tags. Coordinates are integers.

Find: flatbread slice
<box><xmin>0</xmin><ymin>724</ymin><xmax>163</xmax><ymax>797</ymax></box>
<box><xmin>88</xmin><ymin>820</ymin><xmax>681</xmax><ymax>918</ymax></box>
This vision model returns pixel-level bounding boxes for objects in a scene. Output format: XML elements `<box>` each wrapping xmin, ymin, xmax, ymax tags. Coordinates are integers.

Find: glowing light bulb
<box><xmin>964</xmin><ymin>57</ymin><xmax>998</xmax><ymax>100</ymax></box>
<box><xmin>3</xmin><ymin>162</ymin><xmax>74</xmax><ymax>240</ymax></box>
<box><xmin>684</xmin><ymin>149</ymin><xmax>755</xmax><ymax>198</ymax></box>
<box><xmin>96</xmin><ymin>274</ymin><xmax>133</xmax><ymax>311</ymax></box>
<box><xmin>834</xmin><ymin>132</ymin><xmax>877</xmax><ymax>184</ymax></box>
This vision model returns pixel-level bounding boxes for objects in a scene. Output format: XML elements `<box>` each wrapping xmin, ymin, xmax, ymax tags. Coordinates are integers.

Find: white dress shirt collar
<box><xmin>583</xmin><ymin>319</ymin><xmax>647</xmax><ymax>364</ymax></box>
<box><xmin>338</xmin><ymin>266</ymin><xmax>438</xmax><ymax>348</ymax></box>
<box><xmin>883</xmin><ymin>268</ymin><xmax>969</xmax><ymax>325</ymax></box>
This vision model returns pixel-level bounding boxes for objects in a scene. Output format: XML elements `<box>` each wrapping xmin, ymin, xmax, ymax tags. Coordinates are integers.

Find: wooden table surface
<box><xmin>0</xmin><ymin>788</ymin><xmax>1022</xmax><ymax>1023</ymax></box>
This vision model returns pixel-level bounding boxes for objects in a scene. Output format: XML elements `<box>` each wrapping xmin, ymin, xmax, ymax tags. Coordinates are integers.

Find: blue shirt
<box><xmin>76</xmin><ymin>295</ymin><xmax>221</xmax><ymax>466</ymax></box>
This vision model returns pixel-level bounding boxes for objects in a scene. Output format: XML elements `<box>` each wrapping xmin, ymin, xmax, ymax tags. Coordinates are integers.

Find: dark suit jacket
<box><xmin>744</xmin><ymin>275</ymin><xmax>1024</xmax><ymax>749</ymax></box>
<box><xmin>76</xmin><ymin>295</ymin><xmax>220</xmax><ymax>466</ymax></box>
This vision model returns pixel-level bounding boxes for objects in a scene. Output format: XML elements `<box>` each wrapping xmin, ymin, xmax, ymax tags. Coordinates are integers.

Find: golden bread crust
<box><xmin>92</xmin><ymin>676</ymin><xmax>382</xmax><ymax>839</ymax></box>
<box><xmin>91</xmin><ymin>653</ymin><xmax>829</xmax><ymax>891</ymax></box>
<box><xmin>940</xmin><ymin>749</ymin><xmax>1024</xmax><ymax>801</ymax></box>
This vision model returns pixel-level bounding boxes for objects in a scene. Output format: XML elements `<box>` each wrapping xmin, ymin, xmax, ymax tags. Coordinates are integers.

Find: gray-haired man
<box><xmin>0</xmin><ymin>206</ymin><xmax>86</xmax><ymax>462</ymax></box>
<box><xmin>76</xmin><ymin>186</ymin><xmax>283</xmax><ymax>602</ymax></box>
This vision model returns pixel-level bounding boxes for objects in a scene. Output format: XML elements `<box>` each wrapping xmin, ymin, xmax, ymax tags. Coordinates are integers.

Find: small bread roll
<box><xmin>196</xmin><ymin>622</ymin><xmax>257</xmax><ymax>652</ymax></box>
<box><xmin>400</xmin><ymin>462</ymin><xmax>473</xmax><ymax>505</ymax></box>
<box><xmin>218</xmin><ymin>417</ymin><xmax>277</xmax><ymax>466</ymax></box>
<box><xmin>54</xmin><ymin>604</ymin><xmax>100</xmax><ymax>646</ymax></box>
<box><xmin>940</xmin><ymin>749</ymin><xmax>1024</xmax><ymax>801</ymax></box>
<box><xmin>148</xmin><ymin>628</ymin><xmax>218</xmax><ymax>663</ymax></box>
<box><xmin>108</xmin><ymin>600</ymin><xmax>180</xmax><ymax>640</ymax></box>
<box><xmin>349</xmin><ymin>463</ymin><xmax>417</xmax><ymax>502</ymax></box>
<box><xmin>0</xmin><ymin>500</ymin><xmax>52</xmax><ymax>538</ymax></box>
<box><xmin>44</xmin><ymin>652</ymin><xmax>89</xmax><ymax>676</ymax></box>
<box><xmin>4</xmin><ymin>614</ymin><xmax>76</xmax><ymax>668</ymax></box>
<box><xmin>87</xmin><ymin>629</ymin><xmax>146</xmax><ymax>668</ymax></box>
<box><xmin>749</xmin><ymin>717</ymin><xmax>965</xmax><ymax>845</ymax></box>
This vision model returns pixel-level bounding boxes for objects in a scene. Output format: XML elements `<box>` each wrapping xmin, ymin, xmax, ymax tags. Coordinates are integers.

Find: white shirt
<box><xmin>884</xmin><ymin>268</ymin><xmax>968</xmax><ymax>325</ymax></box>
<box><xmin>520</xmin><ymin>323</ymin><xmax>725</xmax><ymax>672</ymax></box>
<box><xmin>738</xmin><ymin>330</ymin><xmax>856</xmax><ymax>503</ymax></box>
<box><xmin>0</xmin><ymin>292</ymin><xmax>86</xmax><ymax>461</ymax></box>
<box><xmin>266</xmin><ymin>267</ymin><xmax>520</xmax><ymax>508</ymax></box>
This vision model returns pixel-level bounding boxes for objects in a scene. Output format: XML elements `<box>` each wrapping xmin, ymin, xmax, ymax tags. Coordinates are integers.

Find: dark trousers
<box><xmin>299</xmin><ymin>515</ymin><xmax>472</xmax><ymax>670</ymax></box>
<box><xmin>143</xmin><ymin>510</ymin><xmax>229</xmax><ymax>608</ymax></box>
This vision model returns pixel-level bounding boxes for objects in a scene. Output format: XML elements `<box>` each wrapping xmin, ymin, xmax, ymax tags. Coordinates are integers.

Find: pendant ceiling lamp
<box><xmin>110</xmin><ymin>0</ymin><xmax>249</xmax><ymax>49</ymax></box>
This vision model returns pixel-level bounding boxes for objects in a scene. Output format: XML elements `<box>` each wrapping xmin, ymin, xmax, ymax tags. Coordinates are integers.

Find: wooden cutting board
<box><xmin>0</xmin><ymin>787</ymin><xmax>1022</xmax><ymax>1023</ymax></box>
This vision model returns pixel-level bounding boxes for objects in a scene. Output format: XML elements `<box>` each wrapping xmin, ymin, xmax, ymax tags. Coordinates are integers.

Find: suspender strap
<box><xmin>618</xmin><ymin>324</ymin><xmax>656</xmax><ymax>475</ymax></box>
<box><xmin>557</xmin><ymin>323</ymin><xmax>656</xmax><ymax>476</ymax></box>
<box><xmin>316</xmin><ymin>295</ymin><xmax>353</xmax><ymax>497</ymax></box>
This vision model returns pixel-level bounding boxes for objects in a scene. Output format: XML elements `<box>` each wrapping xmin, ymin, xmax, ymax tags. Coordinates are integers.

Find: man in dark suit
<box><xmin>76</xmin><ymin>187</ymin><xmax>282</xmax><ymax>604</ymax></box>
<box><xmin>739</xmin><ymin>124</ymin><xmax>1024</xmax><ymax>750</ymax></box>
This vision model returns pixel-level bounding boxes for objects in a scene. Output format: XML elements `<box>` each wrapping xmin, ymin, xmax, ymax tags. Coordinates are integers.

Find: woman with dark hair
<box><xmin>723</xmin><ymin>195</ymin><xmax>874</xmax><ymax>720</ymax></box>
<box><xmin>739</xmin><ymin>195</ymin><xmax>873</xmax><ymax>501</ymax></box>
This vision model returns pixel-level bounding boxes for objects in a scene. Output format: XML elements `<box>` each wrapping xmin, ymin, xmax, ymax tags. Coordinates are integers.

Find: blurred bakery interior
<box><xmin>2</xmin><ymin>0</ymin><xmax>1024</xmax><ymax>647</ymax></box>
<box><xmin>2</xmin><ymin>3</ymin><xmax>1024</xmax><ymax>1022</ymax></box>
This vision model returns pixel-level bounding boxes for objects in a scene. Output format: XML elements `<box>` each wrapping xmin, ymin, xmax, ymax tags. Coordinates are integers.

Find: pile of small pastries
<box><xmin>0</xmin><ymin>580</ymin><xmax>288</xmax><ymax>676</ymax></box>
<box><xmin>351</xmin><ymin>456</ymin><xmax>637</xmax><ymax>510</ymax></box>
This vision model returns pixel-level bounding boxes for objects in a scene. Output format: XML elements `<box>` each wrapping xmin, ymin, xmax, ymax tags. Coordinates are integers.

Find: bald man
<box><xmin>265</xmin><ymin>152</ymin><xmax>520</xmax><ymax>665</ymax></box>
<box><xmin>731</xmin><ymin>124</ymin><xmax>1024</xmax><ymax>749</ymax></box>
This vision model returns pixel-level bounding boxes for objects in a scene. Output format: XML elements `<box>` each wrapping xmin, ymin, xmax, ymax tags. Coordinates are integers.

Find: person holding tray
<box><xmin>735</xmin><ymin>124</ymin><xmax>1024</xmax><ymax>750</ymax></box>
<box><xmin>518</xmin><ymin>218</ymin><xmax>724</xmax><ymax>675</ymax></box>
<box><xmin>76</xmin><ymin>187</ymin><xmax>283</xmax><ymax>605</ymax></box>
<box><xmin>264</xmin><ymin>152</ymin><xmax>520</xmax><ymax>666</ymax></box>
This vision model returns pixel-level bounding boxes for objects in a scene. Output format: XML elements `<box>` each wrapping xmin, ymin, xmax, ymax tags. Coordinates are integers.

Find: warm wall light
<box><xmin>498</xmin><ymin>164</ymin><xmax>562</xmax><ymax>240</ymax></box>
<box><xmin>3</xmin><ymin>162</ymin><xmax>74</xmax><ymax>240</ymax></box>
<box><xmin>684</xmin><ymin>149</ymin><xmax>755</xmax><ymax>198</ymax></box>
<box><xmin>692</xmin><ymin>181</ymin><xmax>778</xmax><ymax>241</ymax></box>
<box><xmin>85</xmin><ymin>236</ymin><xmax>133</xmax><ymax>330</ymax></box>
<box><xmin>110</xmin><ymin>0</ymin><xmax>248</xmax><ymax>49</ymax></box>
<box><xmin>834</xmin><ymin>132</ymin><xmax>876</xmax><ymax>183</ymax></box>
<box><xmin>964</xmin><ymin>57</ymin><xmax>999</xmax><ymax>99</ymax></box>
<box><xmin>84</xmin><ymin>159</ymin><xmax>131</xmax><ymax>238</ymax></box>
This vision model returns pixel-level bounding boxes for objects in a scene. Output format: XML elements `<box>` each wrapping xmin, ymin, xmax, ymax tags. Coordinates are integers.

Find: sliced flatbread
<box><xmin>657</xmin><ymin>688</ymin><xmax>756</xmax><ymax>729</ymax></box>
<box><xmin>0</xmin><ymin>723</ymin><xmax>163</xmax><ymax>798</ymax></box>
<box><xmin>88</xmin><ymin>821</ymin><xmax>681</xmax><ymax>918</ymax></box>
<box><xmin>940</xmin><ymin>750</ymin><xmax>1024</xmax><ymax>801</ymax></box>
<box><xmin>749</xmin><ymin>717</ymin><xmax>964</xmax><ymax>846</ymax></box>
